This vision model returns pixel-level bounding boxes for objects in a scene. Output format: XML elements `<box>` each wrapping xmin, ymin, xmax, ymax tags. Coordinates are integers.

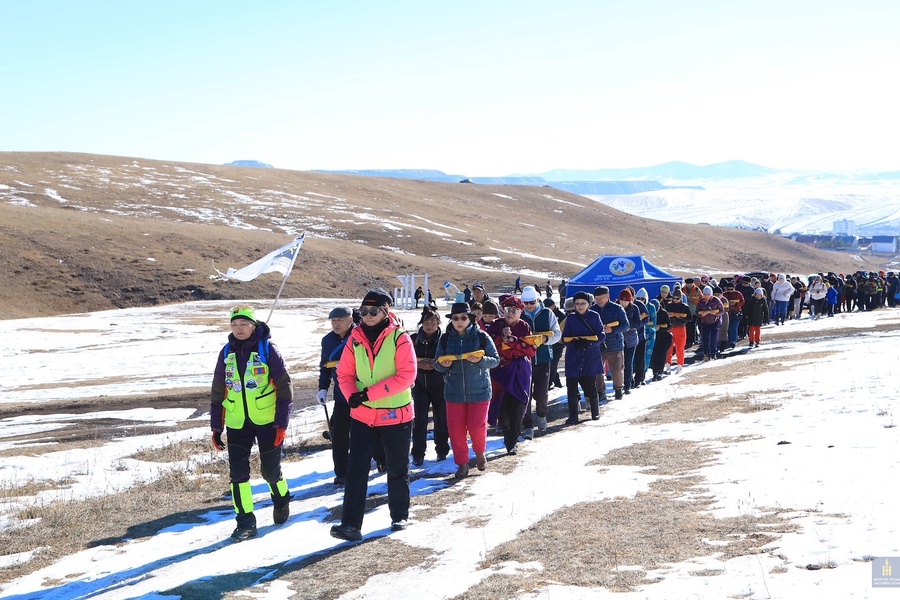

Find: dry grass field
<box><xmin>1</xmin><ymin>151</ymin><xmax>881</xmax><ymax>320</ymax></box>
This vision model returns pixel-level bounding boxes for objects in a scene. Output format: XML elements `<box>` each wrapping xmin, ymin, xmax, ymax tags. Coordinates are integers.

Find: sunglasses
<box><xmin>358</xmin><ymin>307</ymin><xmax>383</xmax><ymax>317</ymax></box>
<box><xmin>451</xmin><ymin>315</ymin><xmax>469</xmax><ymax>322</ymax></box>
<box><xmin>523</xmin><ymin>300</ymin><xmax>538</xmax><ymax>305</ymax></box>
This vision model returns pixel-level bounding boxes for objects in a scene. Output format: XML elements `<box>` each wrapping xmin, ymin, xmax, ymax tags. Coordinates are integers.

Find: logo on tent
<box><xmin>609</xmin><ymin>258</ymin><xmax>636</xmax><ymax>276</ymax></box>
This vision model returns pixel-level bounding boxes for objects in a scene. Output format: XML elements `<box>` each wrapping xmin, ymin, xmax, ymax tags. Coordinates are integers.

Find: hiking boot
<box><xmin>273</xmin><ymin>501</ymin><xmax>290</xmax><ymax>525</ymax></box>
<box><xmin>591</xmin><ymin>413</ymin><xmax>600</xmax><ymax>421</ymax></box>
<box><xmin>333</xmin><ymin>476</ymin><xmax>346</xmax><ymax>486</ymax></box>
<box><xmin>390</xmin><ymin>520</ymin><xmax>409</xmax><ymax>531</ymax></box>
<box><xmin>455</xmin><ymin>463</ymin><xmax>469</xmax><ymax>479</ymax></box>
<box><xmin>674</xmin><ymin>365</ymin><xmax>682</xmax><ymax>374</ymax></box>
<box><xmin>330</xmin><ymin>523</ymin><xmax>362</xmax><ymax>541</ymax></box>
<box><xmin>436</xmin><ymin>453</ymin><xmax>448</xmax><ymax>461</ymax></box>
<box><xmin>411</xmin><ymin>456</ymin><xmax>424</xmax><ymax>467</ymax></box>
<box><xmin>536</xmin><ymin>416</ymin><xmax>548</xmax><ymax>431</ymax></box>
<box><xmin>623</xmin><ymin>388</ymin><xmax>631</xmax><ymax>395</ymax></box>
<box><xmin>231</xmin><ymin>523</ymin><xmax>258</xmax><ymax>542</ymax></box>
<box><xmin>522</xmin><ymin>428</ymin><xmax>534</xmax><ymax>440</ymax></box>
<box><xmin>565</xmin><ymin>417</ymin><xmax>579</xmax><ymax>425</ymax></box>
<box><xmin>507</xmin><ymin>446</ymin><xmax>518</xmax><ymax>456</ymax></box>
<box><xmin>614</xmin><ymin>388</ymin><xmax>623</xmax><ymax>400</ymax></box>
<box><xmin>475</xmin><ymin>452</ymin><xmax>486</xmax><ymax>471</ymax></box>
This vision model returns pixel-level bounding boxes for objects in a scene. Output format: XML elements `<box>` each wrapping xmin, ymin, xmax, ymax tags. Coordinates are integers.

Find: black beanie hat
<box><xmin>361</xmin><ymin>288</ymin><xmax>393</xmax><ymax>307</ymax></box>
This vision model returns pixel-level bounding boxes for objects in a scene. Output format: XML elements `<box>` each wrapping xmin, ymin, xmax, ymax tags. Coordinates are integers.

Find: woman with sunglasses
<box><xmin>486</xmin><ymin>295</ymin><xmax>536</xmax><ymax>455</ymax></box>
<box><xmin>434</xmin><ymin>303</ymin><xmax>500</xmax><ymax>478</ymax></box>
<box><xmin>331</xmin><ymin>289</ymin><xmax>417</xmax><ymax>542</ymax></box>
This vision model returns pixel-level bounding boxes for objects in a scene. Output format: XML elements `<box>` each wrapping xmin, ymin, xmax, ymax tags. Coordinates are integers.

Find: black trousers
<box><xmin>498</xmin><ymin>393</ymin><xmax>527</xmax><ymax>452</ymax></box>
<box><xmin>411</xmin><ymin>384</ymin><xmax>449</xmax><ymax>460</ymax></box>
<box><xmin>522</xmin><ymin>362</ymin><xmax>551</xmax><ymax>428</ymax></box>
<box><xmin>329</xmin><ymin>401</ymin><xmax>352</xmax><ymax>478</ymax></box>
<box><xmin>340</xmin><ymin>418</ymin><xmax>411</xmax><ymax>530</ymax></box>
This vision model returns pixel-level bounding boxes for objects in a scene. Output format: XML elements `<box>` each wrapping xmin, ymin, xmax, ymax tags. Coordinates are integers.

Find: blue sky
<box><xmin>2</xmin><ymin>1</ymin><xmax>898</xmax><ymax>175</ymax></box>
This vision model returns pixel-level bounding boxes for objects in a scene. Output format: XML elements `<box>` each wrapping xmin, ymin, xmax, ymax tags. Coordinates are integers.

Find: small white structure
<box><xmin>395</xmin><ymin>274</ymin><xmax>429</xmax><ymax>309</ymax></box>
<box><xmin>870</xmin><ymin>236</ymin><xmax>898</xmax><ymax>253</ymax></box>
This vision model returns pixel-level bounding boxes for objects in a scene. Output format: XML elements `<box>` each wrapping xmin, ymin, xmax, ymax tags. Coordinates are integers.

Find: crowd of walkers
<box><xmin>210</xmin><ymin>269</ymin><xmax>897</xmax><ymax>541</ymax></box>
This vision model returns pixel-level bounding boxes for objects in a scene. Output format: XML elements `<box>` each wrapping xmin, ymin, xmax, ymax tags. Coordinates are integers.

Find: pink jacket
<box><xmin>337</xmin><ymin>312</ymin><xmax>417</xmax><ymax>426</ymax></box>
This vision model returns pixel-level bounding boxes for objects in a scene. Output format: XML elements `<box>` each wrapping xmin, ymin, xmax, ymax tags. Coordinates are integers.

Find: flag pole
<box><xmin>266</xmin><ymin>234</ymin><xmax>304</xmax><ymax>324</ymax></box>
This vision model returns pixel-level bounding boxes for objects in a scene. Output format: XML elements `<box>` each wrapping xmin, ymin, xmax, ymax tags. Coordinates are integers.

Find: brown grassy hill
<box><xmin>0</xmin><ymin>151</ymin><xmax>880</xmax><ymax>319</ymax></box>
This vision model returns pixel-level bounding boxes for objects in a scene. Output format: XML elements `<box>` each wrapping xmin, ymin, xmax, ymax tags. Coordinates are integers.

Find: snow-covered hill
<box><xmin>589</xmin><ymin>177</ymin><xmax>900</xmax><ymax>236</ymax></box>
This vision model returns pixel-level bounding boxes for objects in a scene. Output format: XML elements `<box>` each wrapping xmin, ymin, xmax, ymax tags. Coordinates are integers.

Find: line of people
<box><xmin>209</xmin><ymin>269</ymin><xmax>899</xmax><ymax>542</ymax></box>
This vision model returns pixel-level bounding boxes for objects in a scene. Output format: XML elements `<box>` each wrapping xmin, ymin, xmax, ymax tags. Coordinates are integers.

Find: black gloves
<box><xmin>211</xmin><ymin>430</ymin><xmax>224</xmax><ymax>451</ymax></box>
<box><xmin>348</xmin><ymin>388</ymin><xmax>369</xmax><ymax>408</ymax></box>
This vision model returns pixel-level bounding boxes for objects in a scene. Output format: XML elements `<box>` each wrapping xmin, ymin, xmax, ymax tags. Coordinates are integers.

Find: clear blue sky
<box><xmin>2</xmin><ymin>0</ymin><xmax>898</xmax><ymax>175</ymax></box>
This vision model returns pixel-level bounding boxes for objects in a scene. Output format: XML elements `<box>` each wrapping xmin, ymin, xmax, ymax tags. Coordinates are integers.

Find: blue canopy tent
<box><xmin>566</xmin><ymin>255</ymin><xmax>681</xmax><ymax>301</ymax></box>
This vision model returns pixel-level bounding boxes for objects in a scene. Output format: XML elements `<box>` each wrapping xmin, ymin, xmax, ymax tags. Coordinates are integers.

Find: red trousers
<box><xmin>666</xmin><ymin>325</ymin><xmax>686</xmax><ymax>366</ymax></box>
<box><xmin>748</xmin><ymin>325</ymin><xmax>761</xmax><ymax>344</ymax></box>
<box><xmin>446</xmin><ymin>400</ymin><xmax>490</xmax><ymax>466</ymax></box>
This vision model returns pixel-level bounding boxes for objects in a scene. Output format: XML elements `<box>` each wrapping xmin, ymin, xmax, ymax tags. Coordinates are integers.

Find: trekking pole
<box><xmin>322</xmin><ymin>402</ymin><xmax>333</xmax><ymax>441</ymax></box>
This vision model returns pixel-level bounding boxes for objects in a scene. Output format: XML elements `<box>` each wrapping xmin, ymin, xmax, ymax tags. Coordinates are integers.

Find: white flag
<box><xmin>218</xmin><ymin>236</ymin><xmax>304</xmax><ymax>282</ymax></box>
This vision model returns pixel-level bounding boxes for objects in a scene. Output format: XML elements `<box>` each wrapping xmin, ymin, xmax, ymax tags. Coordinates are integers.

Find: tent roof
<box><xmin>566</xmin><ymin>254</ymin><xmax>680</xmax><ymax>293</ymax></box>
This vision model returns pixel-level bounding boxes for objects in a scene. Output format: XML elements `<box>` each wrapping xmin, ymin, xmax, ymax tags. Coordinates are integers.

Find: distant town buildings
<box><xmin>833</xmin><ymin>219</ymin><xmax>856</xmax><ymax>236</ymax></box>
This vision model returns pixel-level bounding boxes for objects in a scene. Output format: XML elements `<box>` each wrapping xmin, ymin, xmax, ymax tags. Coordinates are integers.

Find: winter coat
<box><xmin>486</xmin><ymin>316</ymin><xmax>535</xmax><ymax>407</ymax></box>
<box><xmin>696</xmin><ymin>295</ymin><xmax>725</xmax><ymax>326</ymax></box>
<box><xmin>772</xmin><ymin>280</ymin><xmax>794</xmax><ymax>303</ymax></box>
<box><xmin>744</xmin><ymin>296</ymin><xmax>768</xmax><ymax>327</ymax></box>
<box><xmin>808</xmin><ymin>281</ymin><xmax>827</xmax><ymax>301</ymax></box>
<box><xmin>633</xmin><ymin>299</ymin><xmax>650</xmax><ymax>342</ymax></box>
<box><xmin>318</xmin><ymin>326</ymin><xmax>354</xmax><ymax>405</ymax></box>
<box><xmin>522</xmin><ymin>304</ymin><xmax>562</xmax><ymax>365</ymax></box>
<box><xmin>723</xmin><ymin>290</ymin><xmax>744</xmax><ymax>316</ymax></box>
<box><xmin>337</xmin><ymin>312</ymin><xmax>416</xmax><ymax>427</ymax></box>
<box><xmin>826</xmin><ymin>286</ymin><xmax>838</xmax><ymax>305</ymax></box>
<box><xmin>621</xmin><ymin>302</ymin><xmax>642</xmax><ymax>348</ymax></box>
<box><xmin>663</xmin><ymin>299</ymin><xmax>691</xmax><ymax>327</ymax></box>
<box><xmin>410</xmin><ymin>328</ymin><xmax>445</xmax><ymax>394</ymax></box>
<box><xmin>433</xmin><ymin>323</ymin><xmax>500</xmax><ymax>403</ymax></box>
<box><xmin>561</xmin><ymin>309</ymin><xmax>606</xmax><ymax>378</ymax></box>
<box><xmin>590</xmin><ymin>301</ymin><xmax>629</xmax><ymax>351</ymax></box>
<box><xmin>211</xmin><ymin>321</ymin><xmax>293</xmax><ymax>431</ymax></box>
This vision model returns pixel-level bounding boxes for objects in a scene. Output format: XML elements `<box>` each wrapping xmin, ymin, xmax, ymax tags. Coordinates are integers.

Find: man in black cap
<box><xmin>317</xmin><ymin>306</ymin><xmax>355</xmax><ymax>485</ymax></box>
<box><xmin>331</xmin><ymin>289</ymin><xmax>416</xmax><ymax>541</ymax></box>
<box><xmin>469</xmin><ymin>282</ymin><xmax>491</xmax><ymax>308</ymax></box>
<box><xmin>590</xmin><ymin>286</ymin><xmax>630</xmax><ymax>401</ymax></box>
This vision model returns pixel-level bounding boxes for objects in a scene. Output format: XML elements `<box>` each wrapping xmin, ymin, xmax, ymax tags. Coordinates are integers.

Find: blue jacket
<box><xmin>433</xmin><ymin>324</ymin><xmax>500</xmax><ymax>403</ymax></box>
<box><xmin>590</xmin><ymin>301</ymin><xmax>629</xmax><ymax>351</ymax></box>
<box><xmin>318</xmin><ymin>328</ymin><xmax>353</xmax><ymax>404</ymax></box>
<box><xmin>621</xmin><ymin>302</ymin><xmax>643</xmax><ymax>348</ymax></box>
<box><xmin>561</xmin><ymin>309</ymin><xmax>606</xmax><ymax>377</ymax></box>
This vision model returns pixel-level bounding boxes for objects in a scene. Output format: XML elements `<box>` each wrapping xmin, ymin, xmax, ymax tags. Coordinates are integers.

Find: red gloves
<box><xmin>274</xmin><ymin>427</ymin><xmax>286</xmax><ymax>447</ymax></box>
<box><xmin>211</xmin><ymin>431</ymin><xmax>224</xmax><ymax>451</ymax></box>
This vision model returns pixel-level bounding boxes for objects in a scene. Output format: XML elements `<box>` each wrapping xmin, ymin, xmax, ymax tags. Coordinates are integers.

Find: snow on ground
<box><xmin>1</xmin><ymin>302</ymin><xmax>900</xmax><ymax>598</ymax></box>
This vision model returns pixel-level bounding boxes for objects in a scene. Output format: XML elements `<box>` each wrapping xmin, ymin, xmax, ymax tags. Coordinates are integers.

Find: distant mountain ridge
<box><xmin>531</xmin><ymin>160</ymin><xmax>781</xmax><ymax>182</ymax></box>
<box><xmin>225</xmin><ymin>160</ymin><xmax>273</xmax><ymax>168</ymax></box>
<box><xmin>315</xmin><ymin>169</ymin><xmax>695</xmax><ymax>195</ymax></box>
